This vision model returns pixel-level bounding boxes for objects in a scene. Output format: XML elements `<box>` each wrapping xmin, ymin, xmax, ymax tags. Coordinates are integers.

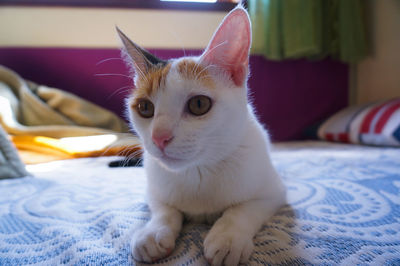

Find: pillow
<box><xmin>318</xmin><ymin>98</ymin><xmax>400</xmax><ymax>147</ymax></box>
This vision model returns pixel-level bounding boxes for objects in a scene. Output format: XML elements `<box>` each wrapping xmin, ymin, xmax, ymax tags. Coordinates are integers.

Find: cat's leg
<box><xmin>132</xmin><ymin>202</ymin><xmax>183</xmax><ymax>262</ymax></box>
<box><xmin>204</xmin><ymin>198</ymin><xmax>284</xmax><ymax>266</ymax></box>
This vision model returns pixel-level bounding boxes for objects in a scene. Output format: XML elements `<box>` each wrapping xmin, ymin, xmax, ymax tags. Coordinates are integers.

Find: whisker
<box><xmin>125</xmin><ymin>151</ymin><xmax>142</xmax><ymax>160</ymax></box>
<box><xmin>98</xmin><ymin>141</ymin><xmax>137</xmax><ymax>158</ymax></box>
<box><xmin>95</xmin><ymin>73</ymin><xmax>132</xmax><ymax>79</ymax></box>
<box><xmin>167</xmin><ymin>29</ymin><xmax>187</xmax><ymax>58</ymax></box>
<box><xmin>121</xmin><ymin>152</ymin><xmax>143</xmax><ymax>167</ymax></box>
<box><xmin>107</xmin><ymin>85</ymin><xmax>133</xmax><ymax>100</ymax></box>
<box><xmin>194</xmin><ymin>64</ymin><xmax>217</xmax><ymax>81</ymax></box>
<box><xmin>198</xmin><ymin>40</ymin><xmax>228</xmax><ymax>66</ymax></box>
<box><xmin>133</xmin><ymin>64</ymin><xmax>150</xmax><ymax>84</ymax></box>
<box><xmin>120</xmin><ymin>49</ymin><xmax>150</xmax><ymax>84</ymax></box>
<box><xmin>117</xmin><ymin>146</ymin><xmax>133</xmax><ymax>157</ymax></box>
<box><xmin>192</xmin><ymin>60</ymin><xmax>203</xmax><ymax>77</ymax></box>
<box><xmin>99</xmin><ymin>144</ymin><xmax>116</xmax><ymax>157</ymax></box>
<box><xmin>96</xmin><ymin>57</ymin><xmax>123</xmax><ymax>66</ymax></box>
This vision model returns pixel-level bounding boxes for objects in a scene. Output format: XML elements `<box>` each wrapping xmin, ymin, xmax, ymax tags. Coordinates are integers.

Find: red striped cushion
<box><xmin>318</xmin><ymin>98</ymin><xmax>400</xmax><ymax>147</ymax></box>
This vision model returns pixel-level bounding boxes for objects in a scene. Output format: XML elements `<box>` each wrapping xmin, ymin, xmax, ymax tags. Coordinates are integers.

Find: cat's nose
<box><xmin>152</xmin><ymin>131</ymin><xmax>173</xmax><ymax>151</ymax></box>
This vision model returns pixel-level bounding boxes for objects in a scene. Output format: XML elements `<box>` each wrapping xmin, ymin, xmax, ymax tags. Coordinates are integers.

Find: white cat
<box><xmin>117</xmin><ymin>6</ymin><xmax>286</xmax><ymax>266</ymax></box>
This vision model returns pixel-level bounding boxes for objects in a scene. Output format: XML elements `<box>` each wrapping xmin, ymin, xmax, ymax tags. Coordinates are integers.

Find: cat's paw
<box><xmin>204</xmin><ymin>227</ymin><xmax>254</xmax><ymax>266</ymax></box>
<box><xmin>131</xmin><ymin>224</ymin><xmax>176</xmax><ymax>262</ymax></box>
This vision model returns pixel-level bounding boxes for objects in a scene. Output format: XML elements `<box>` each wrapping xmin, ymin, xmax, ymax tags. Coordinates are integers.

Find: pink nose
<box><xmin>152</xmin><ymin>132</ymin><xmax>173</xmax><ymax>150</ymax></box>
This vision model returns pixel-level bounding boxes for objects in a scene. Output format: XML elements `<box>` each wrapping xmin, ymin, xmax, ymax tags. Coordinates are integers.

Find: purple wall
<box><xmin>0</xmin><ymin>47</ymin><xmax>348</xmax><ymax>141</ymax></box>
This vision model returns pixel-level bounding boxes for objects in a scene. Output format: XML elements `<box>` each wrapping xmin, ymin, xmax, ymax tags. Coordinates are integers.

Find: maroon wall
<box><xmin>0</xmin><ymin>48</ymin><xmax>348</xmax><ymax>141</ymax></box>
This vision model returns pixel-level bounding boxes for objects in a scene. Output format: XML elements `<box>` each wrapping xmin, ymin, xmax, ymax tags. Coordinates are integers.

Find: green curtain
<box><xmin>248</xmin><ymin>0</ymin><xmax>369</xmax><ymax>63</ymax></box>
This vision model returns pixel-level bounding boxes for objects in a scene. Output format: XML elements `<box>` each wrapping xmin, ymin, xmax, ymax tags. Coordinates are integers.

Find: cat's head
<box><xmin>118</xmin><ymin>6</ymin><xmax>252</xmax><ymax>171</ymax></box>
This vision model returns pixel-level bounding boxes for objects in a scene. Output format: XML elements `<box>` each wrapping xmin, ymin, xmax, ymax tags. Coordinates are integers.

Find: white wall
<box><xmin>0</xmin><ymin>7</ymin><xmax>228</xmax><ymax>49</ymax></box>
<box><xmin>356</xmin><ymin>0</ymin><xmax>400</xmax><ymax>104</ymax></box>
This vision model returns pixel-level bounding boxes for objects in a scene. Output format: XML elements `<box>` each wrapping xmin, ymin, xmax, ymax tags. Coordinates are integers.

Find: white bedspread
<box><xmin>0</xmin><ymin>141</ymin><xmax>399</xmax><ymax>265</ymax></box>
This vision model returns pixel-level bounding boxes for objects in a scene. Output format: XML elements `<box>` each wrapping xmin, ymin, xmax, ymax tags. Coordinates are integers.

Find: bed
<box><xmin>0</xmin><ymin>141</ymin><xmax>399</xmax><ymax>265</ymax></box>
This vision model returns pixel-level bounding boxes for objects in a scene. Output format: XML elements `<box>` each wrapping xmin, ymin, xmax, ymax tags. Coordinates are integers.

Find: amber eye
<box><xmin>136</xmin><ymin>99</ymin><xmax>154</xmax><ymax>118</ymax></box>
<box><xmin>187</xmin><ymin>95</ymin><xmax>212</xmax><ymax>116</ymax></box>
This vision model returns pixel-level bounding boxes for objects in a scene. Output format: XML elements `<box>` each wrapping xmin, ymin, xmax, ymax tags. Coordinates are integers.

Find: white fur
<box><xmin>128</xmin><ymin>57</ymin><xmax>286</xmax><ymax>264</ymax></box>
<box><xmin>123</xmin><ymin>7</ymin><xmax>286</xmax><ymax>266</ymax></box>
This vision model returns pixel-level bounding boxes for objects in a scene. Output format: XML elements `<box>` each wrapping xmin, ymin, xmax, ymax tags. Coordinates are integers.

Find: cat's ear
<box><xmin>200</xmin><ymin>7</ymin><xmax>251</xmax><ymax>87</ymax></box>
<box><xmin>116</xmin><ymin>27</ymin><xmax>166</xmax><ymax>80</ymax></box>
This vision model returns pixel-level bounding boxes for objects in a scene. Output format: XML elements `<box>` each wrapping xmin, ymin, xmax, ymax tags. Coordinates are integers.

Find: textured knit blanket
<box><xmin>0</xmin><ymin>141</ymin><xmax>399</xmax><ymax>265</ymax></box>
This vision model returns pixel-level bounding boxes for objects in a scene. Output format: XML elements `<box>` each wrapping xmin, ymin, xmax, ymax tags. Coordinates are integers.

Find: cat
<box><xmin>117</xmin><ymin>5</ymin><xmax>286</xmax><ymax>266</ymax></box>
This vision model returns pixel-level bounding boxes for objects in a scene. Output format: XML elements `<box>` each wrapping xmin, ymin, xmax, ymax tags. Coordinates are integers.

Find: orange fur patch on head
<box><xmin>177</xmin><ymin>59</ymin><xmax>214</xmax><ymax>89</ymax></box>
<box><xmin>132</xmin><ymin>63</ymin><xmax>171</xmax><ymax>104</ymax></box>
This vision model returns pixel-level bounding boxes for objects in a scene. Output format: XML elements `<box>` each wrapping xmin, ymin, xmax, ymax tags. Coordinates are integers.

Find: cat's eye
<box><xmin>136</xmin><ymin>99</ymin><xmax>154</xmax><ymax>118</ymax></box>
<box><xmin>187</xmin><ymin>95</ymin><xmax>212</xmax><ymax>116</ymax></box>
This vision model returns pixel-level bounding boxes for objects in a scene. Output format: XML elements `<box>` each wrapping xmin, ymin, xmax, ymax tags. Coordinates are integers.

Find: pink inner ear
<box><xmin>231</xmin><ymin>64</ymin><xmax>247</xmax><ymax>87</ymax></box>
<box><xmin>202</xmin><ymin>8</ymin><xmax>251</xmax><ymax>86</ymax></box>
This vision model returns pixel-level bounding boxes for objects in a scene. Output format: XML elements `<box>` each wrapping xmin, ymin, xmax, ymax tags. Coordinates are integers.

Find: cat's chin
<box><xmin>156</xmin><ymin>154</ymin><xmax>190</xmax><ymax>171</ymax></box>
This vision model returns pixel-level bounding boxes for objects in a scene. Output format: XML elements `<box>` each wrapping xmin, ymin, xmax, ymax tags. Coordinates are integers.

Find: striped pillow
<box><xmin>318</xmin><ymin>98</ymin><xmax>400</xmax><ymax>147</ymax></box>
